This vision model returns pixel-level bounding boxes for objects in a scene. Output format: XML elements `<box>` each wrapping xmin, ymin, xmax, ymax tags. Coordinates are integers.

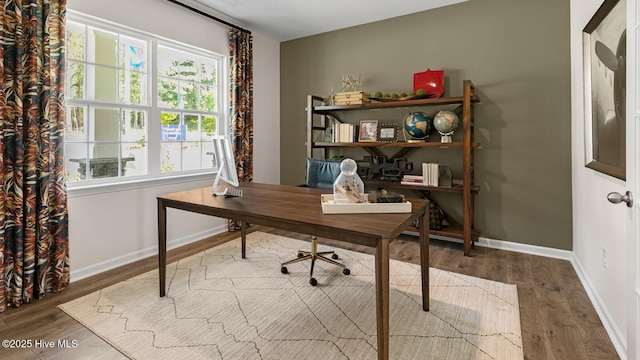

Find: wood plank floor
<box><xmin>0</xmin><ymin>226</ymin><xmax>620</xmax><ymax>359</ymax></box>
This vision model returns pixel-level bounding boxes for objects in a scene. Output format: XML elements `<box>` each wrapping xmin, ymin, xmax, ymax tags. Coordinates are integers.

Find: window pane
<box><xmin>160</xmin><ymin>112</ymin><xmax>180</xmax><ymax>126</ymax></box>
<box><xmin>184</xmin><ymin>114</ymin><xmax>199</xmax><ymax>141</ymax></box>
<box><xmin>67</xmin><ymin>61</ymin><xmax>85</xmax><ymax>100</ymax></box>
<box><xmin>121</xmin><ymin>143</ymin><xmax>147</xmax><ymax>177</ymax></box>
<box><xmin>199</xmin><ymin>57</ymin><xmax>216</xmax><ymax>85</ymax></box>
<box><xmin>120</xmin><ymin>36</ymin><xmax>146</xmax><ymax>72</ymax></box>
<box><xmin>158</xmin><ymin>46</ymin><xmax>179</xmax><ymax>76</ymax></box>
<box><xmin>160</xmin><ymin>142</ymin><xmax>181</xmax><ymax>173</ymax></box>
<box><xmin>180</xmin><ymin>52</ymin><xmax>199</xmax><ymax>82</ymax></box>
<box><xmin>119</xmin><ymin>70</ymin><xmax>147</xmax><ymax>105</ymax></box>
<box><xmin>180</xmin><ymin>81</ymin><xmax>198</xmax><ymax>110</ymax></box>
<box><xmin>160</xmin><ymin>112</ymin><xmax>183</xmax><ymax>141</ymax></box>
<box><xmin>92</xmin><ymin>108</ymin><xmax>120</xmax><ymax>143</ymax></box>
<box><xmin>65</xmin><ymin>143</ymin><xmax>88</xmax><ymax>182</ymax></box>
<box><xmin>202</xmin><ymin>140</ymin><xmax>214</xmax><ymax>169</ymax></box>
<box><xmin>65</xmin><ymin>106</ymin><xmax>86</xmax><ymax>142</ymax></box>
<box><xmin>199</xmin><ymin>85</ymin><xmax>217</xmax><ymax>112</ymax></box>
<box><xmin>158</xmin><ymin>77</ymin><xmax>178</xmax><ymax>108</ymax></box>
<box><xmin>202</xmin><ymin>115</ymin><xmax>217</xmax><ymax>140</ymax></box>
<box><xmin>89</xmin><ymin>143</ymin><xmax>122</xmax><ymax>179</ymax></box>
<box><xmin>181</xmin><ymin>142</ymin><xmax>201</xmax><ymax>171</ymax></box>
<box><xmin>89</xmin><ymin>28</ymin><xmax>118</xmax><ymax>67</ymax></box>
<box><xmin>67</xmin><ymin>22</ymin><xmax>85</xmax><ymax>61</ymax></box>
<box><xmin>121</xmin><ymin>109</ymin><xmax>146</xmax><ymax>142</ymax></box>
<box><xmin>90</xmin><ymin>64</ymin><xmax>118</xmax><ymax>102</ymax></box>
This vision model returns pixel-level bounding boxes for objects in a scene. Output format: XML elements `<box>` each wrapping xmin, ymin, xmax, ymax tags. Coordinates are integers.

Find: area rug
<box><xmin>59</xmin><ymin>232</ymin><xmax>523</xmax><ymax>360</ymax></box>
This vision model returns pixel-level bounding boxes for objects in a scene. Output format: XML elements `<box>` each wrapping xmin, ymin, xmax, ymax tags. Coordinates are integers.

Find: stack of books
<box><xmin>400</xmin><ymin>174</ymin><xmax>425</xmax><ymax>186</ymax></box>
<box><xmin>399</xmin><ymin>163</ymin><xmax>440</xmax><ymax>186</ymax></box>
<box><xmin>332</xmin><ymin>122</ymin><xmax>359</xmax><ymax>143</ymax></box>
<box><xmin>422</xmin><ymin>163</ymin><xmax>439</xmax><ymax>186</ymax></box>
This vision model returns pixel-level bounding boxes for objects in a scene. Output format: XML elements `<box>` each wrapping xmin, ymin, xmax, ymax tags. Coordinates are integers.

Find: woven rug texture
<box><xmin>59</xmin><ymin>231</ymin><xmax>523</xmax><ymax>360</ymax></box>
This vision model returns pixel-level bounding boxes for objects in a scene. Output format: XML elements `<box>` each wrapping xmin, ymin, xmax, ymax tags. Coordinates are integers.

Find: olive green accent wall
<box><xmin>280</xmin><ymin>0</ymin><xmax>571</xmax><ymax>249</ymax></box>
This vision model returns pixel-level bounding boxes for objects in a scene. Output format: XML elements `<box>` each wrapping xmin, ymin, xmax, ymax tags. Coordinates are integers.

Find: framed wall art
<box><xmin>377</xmin><ymin>124</ymin><xmax>399</xmax><ymax>142</ymax></box>
<box><xmin>358</xmin><ymin>120</ymin><xmax>378</xmax><ymax>142</ymax></box>
<box><xmin>582</xmin><ymin>0</ymin><xmax>626</xmax><ymax>180</ymax></box>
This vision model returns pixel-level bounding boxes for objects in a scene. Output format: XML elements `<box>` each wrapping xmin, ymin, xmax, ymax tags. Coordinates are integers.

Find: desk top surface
<box><xmin>158</xmin><ymin>182</ymin><xmax>428</xmax><ymax>247</ymax></box>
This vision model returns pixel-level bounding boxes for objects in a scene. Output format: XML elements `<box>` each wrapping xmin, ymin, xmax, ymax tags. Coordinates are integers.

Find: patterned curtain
<box><xmin>228</xmin><ymin>29</ymin><xmax>252</xmax><ymax>231</ymax></box>
<box><xmin>0</xmin><ymin>0</ymin><xmax>69</xmax><ymax>311</ymax></box>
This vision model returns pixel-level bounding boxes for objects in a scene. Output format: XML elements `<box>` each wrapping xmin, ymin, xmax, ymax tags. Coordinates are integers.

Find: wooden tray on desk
<box><xmin>321</xmin><ymin>194</ymin><xmax>412</xmax><ymax>214</ymax></box>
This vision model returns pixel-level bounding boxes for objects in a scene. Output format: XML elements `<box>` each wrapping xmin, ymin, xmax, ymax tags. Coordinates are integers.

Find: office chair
<box><xmin>280</xmin><ymin>158</ymin><xmax>351</xmax><ymax>286</ymax></box>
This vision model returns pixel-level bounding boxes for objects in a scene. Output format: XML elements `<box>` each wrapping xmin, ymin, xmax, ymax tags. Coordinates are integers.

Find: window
<box><xmin>64</xmin><ymin>14</ymin><xmax>225</xmax><ymax>185</ymax></box>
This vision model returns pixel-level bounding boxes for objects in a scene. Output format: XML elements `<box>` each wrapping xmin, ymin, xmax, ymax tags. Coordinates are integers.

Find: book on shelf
<box><xmin>332</xmin><ymin>123</ymin><xmax>360</xmax><ymax>143</ymax></box>
<box><xmin>400</xmin><ymin>175</ymin><xmax>425</xmax><ymax>186</ymax></box>
<box><xmin>323</xmin><ymin>116</ymin><xmax>339</xmax><ymax>142</ymax></box>
<box><xmin>421</xmin><ymin>162</ymin><xmax>440</xmax><ymax>187</ymax></box>
<box><xmin>331</xmin><ymin>121</ymin><xmax>339</xmax><ymax>142</ymax></box>
<box><xmin>400</xmin><ymin>180</ymin><xmax>426</xmax><ymax>186</ymax></box>
<box><xmin>403</xmin><ymin>175</ymin><xmax>423</xmax><ymax>180</ymax></box>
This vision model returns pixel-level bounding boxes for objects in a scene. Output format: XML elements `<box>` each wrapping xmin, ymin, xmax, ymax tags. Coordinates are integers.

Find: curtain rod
<box><xmin>167</xmin><ymin>0</ymin><xmax>251</xmax><ymax>34</ymax></box>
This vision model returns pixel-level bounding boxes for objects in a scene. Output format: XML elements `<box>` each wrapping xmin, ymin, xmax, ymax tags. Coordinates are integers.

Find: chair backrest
<box><xmin>306</xmin><ymin>158</ymin><xmax>341</xmax><ymax>190</ymax></box>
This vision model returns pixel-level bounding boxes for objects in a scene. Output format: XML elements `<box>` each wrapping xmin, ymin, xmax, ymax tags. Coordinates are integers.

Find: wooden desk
<box><xmin>157</xmin><ymin>182</ymin><xmax>430</xmax><ymax>360</ymax></box>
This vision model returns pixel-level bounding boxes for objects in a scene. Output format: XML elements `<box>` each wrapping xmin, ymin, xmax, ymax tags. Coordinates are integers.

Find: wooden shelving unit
<box><xmin>306</xmin><ymin>80</ymin><xmax>479</xmax><ymax>255</ymax></box>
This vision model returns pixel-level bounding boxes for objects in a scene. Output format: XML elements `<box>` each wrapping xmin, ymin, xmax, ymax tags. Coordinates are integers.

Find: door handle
<box><xmin>607</xmin><ymin>191</ymin><xmax>633</xmax><ymax>207</ymax></box>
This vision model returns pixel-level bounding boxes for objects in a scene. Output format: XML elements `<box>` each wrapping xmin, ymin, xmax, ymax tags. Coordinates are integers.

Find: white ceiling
<box><xmin>184</xmin><ymin>0</ymin><xmax>467</xmax><ymax>41</ymax></box>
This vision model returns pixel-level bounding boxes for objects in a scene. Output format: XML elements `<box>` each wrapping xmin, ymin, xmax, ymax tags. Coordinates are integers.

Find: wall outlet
<box><xmin>602</xmin><ymin>248</ymin><xmax>607</xmax><ymax>269</ymax></box>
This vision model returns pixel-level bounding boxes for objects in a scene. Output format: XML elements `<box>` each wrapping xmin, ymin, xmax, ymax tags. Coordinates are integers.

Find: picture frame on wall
<box><xmin>377</xmin><ymin>124</ymin><xmax>399</xmax><ymax>142</ymax></box>
<box><xmin>358</xmin><ymin>120</ymin><xmax>378</xmax><ymax>142</ymax></box>
<box><xmin>582</xmin><ymin>0</ymin><xmax>626</xmax><ymax>180</ymax></box>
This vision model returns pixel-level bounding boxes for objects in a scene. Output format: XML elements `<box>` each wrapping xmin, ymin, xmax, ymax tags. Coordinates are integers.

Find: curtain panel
<box><xmin>0</xmin><ymin>0</ymin><xmax>69</xmax><ymax>311</ymax></box>
<box><xmin>228</xmin><ymin>29</ymin><xmax>252</xmax><ymax>232</ymax></box>
<box><xmin>228</xmin><ymin>29</ymin><xmax>253</xmax><ymax>182</ymax></box>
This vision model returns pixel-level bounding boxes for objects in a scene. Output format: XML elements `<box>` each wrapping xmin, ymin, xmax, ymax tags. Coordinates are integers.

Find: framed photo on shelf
<box><xmin>582</xmin><ymin>0</ymin><xmax>626</xmax><ymax>180</ymax></box>
<box><xmin>358</xmin><ymin>120</ymin><xmax>378</xmax><ymax>142</ymax></box>
<box><xmin>377</xmin><ymin>124</ymin><xmax>399</xmax><ymax>142</ymax></box>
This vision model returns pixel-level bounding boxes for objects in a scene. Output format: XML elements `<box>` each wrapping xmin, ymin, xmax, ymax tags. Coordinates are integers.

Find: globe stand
<box><xmin>439</xmin><ymin>131</ymin><xmax>454</xmax><ymax>143</ymax></box>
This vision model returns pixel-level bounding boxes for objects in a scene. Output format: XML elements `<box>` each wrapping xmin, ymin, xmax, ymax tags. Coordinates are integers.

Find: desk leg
<box><xmin>375</xmin><ymin>238</ymin><xmax>390</xmax><ymax>360</ymax></box>
<box><xmin>158</xmin><ymin>199</ymin><xmax>167</xmax><ymax>297</ymax></box>
<box><xmin>241</xmin><ymin>222</ymin><xmax>247</xmax><ymax>259</ymax></box>
<box><xmin>419</xmin><ymin>205</ymin><xmax>430</xmax><ymax>312</ymax></box>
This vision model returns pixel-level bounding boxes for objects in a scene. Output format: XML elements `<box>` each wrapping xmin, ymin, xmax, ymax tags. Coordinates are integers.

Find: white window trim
<box><xmin>66</xmin><ymin>11</ymin><xmax>229</xmax><ymax>196</ymax></box>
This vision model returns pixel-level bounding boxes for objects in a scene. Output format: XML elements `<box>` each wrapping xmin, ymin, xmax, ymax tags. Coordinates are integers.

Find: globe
<box><xmin>433</xmin><ymin>110</ymin><xmax>460</xmax><ymax>143</ymax></box>
<box><xmin>403</xmin><ymin>112</ymin><xmax>433</xmax><ymax>142</ymax></box>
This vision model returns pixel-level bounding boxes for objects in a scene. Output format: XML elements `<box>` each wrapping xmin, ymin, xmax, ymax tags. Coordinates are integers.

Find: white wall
<box><xmin>66</xmin><ymin>0</ymin><xmax>280</xmax><ymax>281</ymax></box>
<box><xmin>570</xmin><ymin>0</ymin><xmax>629</xmax><ymax>355</ymax></box>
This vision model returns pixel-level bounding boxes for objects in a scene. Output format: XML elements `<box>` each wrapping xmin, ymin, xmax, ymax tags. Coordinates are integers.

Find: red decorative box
<box><xmin>413</xmin><ymin>69</ymin><xmax>444</xmax><ymax>98</ymax></box>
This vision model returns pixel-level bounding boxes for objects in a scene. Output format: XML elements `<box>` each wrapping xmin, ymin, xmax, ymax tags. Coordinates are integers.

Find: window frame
<box><xmin>65</xmin><ymin>12</ymin><xmax>228</xmax><ymax>193</ymax></box>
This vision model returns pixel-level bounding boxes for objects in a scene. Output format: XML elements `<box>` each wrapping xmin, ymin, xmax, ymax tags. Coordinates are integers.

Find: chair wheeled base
<box><xmin>280</xmin><ymin>236</ymin><xmax>350</xmax><ymax>286</ymax></box>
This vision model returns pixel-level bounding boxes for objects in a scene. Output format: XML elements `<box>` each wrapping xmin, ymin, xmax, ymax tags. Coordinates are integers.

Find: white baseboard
<box><xmin>70</xmin><ymin>225</ymin><xmax>227</xmax><ymax>282</ymax></box>
<box><xmin>427</xmin><ymin>233</ymin><xmax>574</xmax><ymax>260</ymax></box>
<box><xmin>570</xmin><ymin>256</ymin><xmax>627</xmax><ymax>360</ymax></box>
<box><xmin>475</xmin><ymin>236</ymin><xmax>573</xmax><ymax>260</ymax></box>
